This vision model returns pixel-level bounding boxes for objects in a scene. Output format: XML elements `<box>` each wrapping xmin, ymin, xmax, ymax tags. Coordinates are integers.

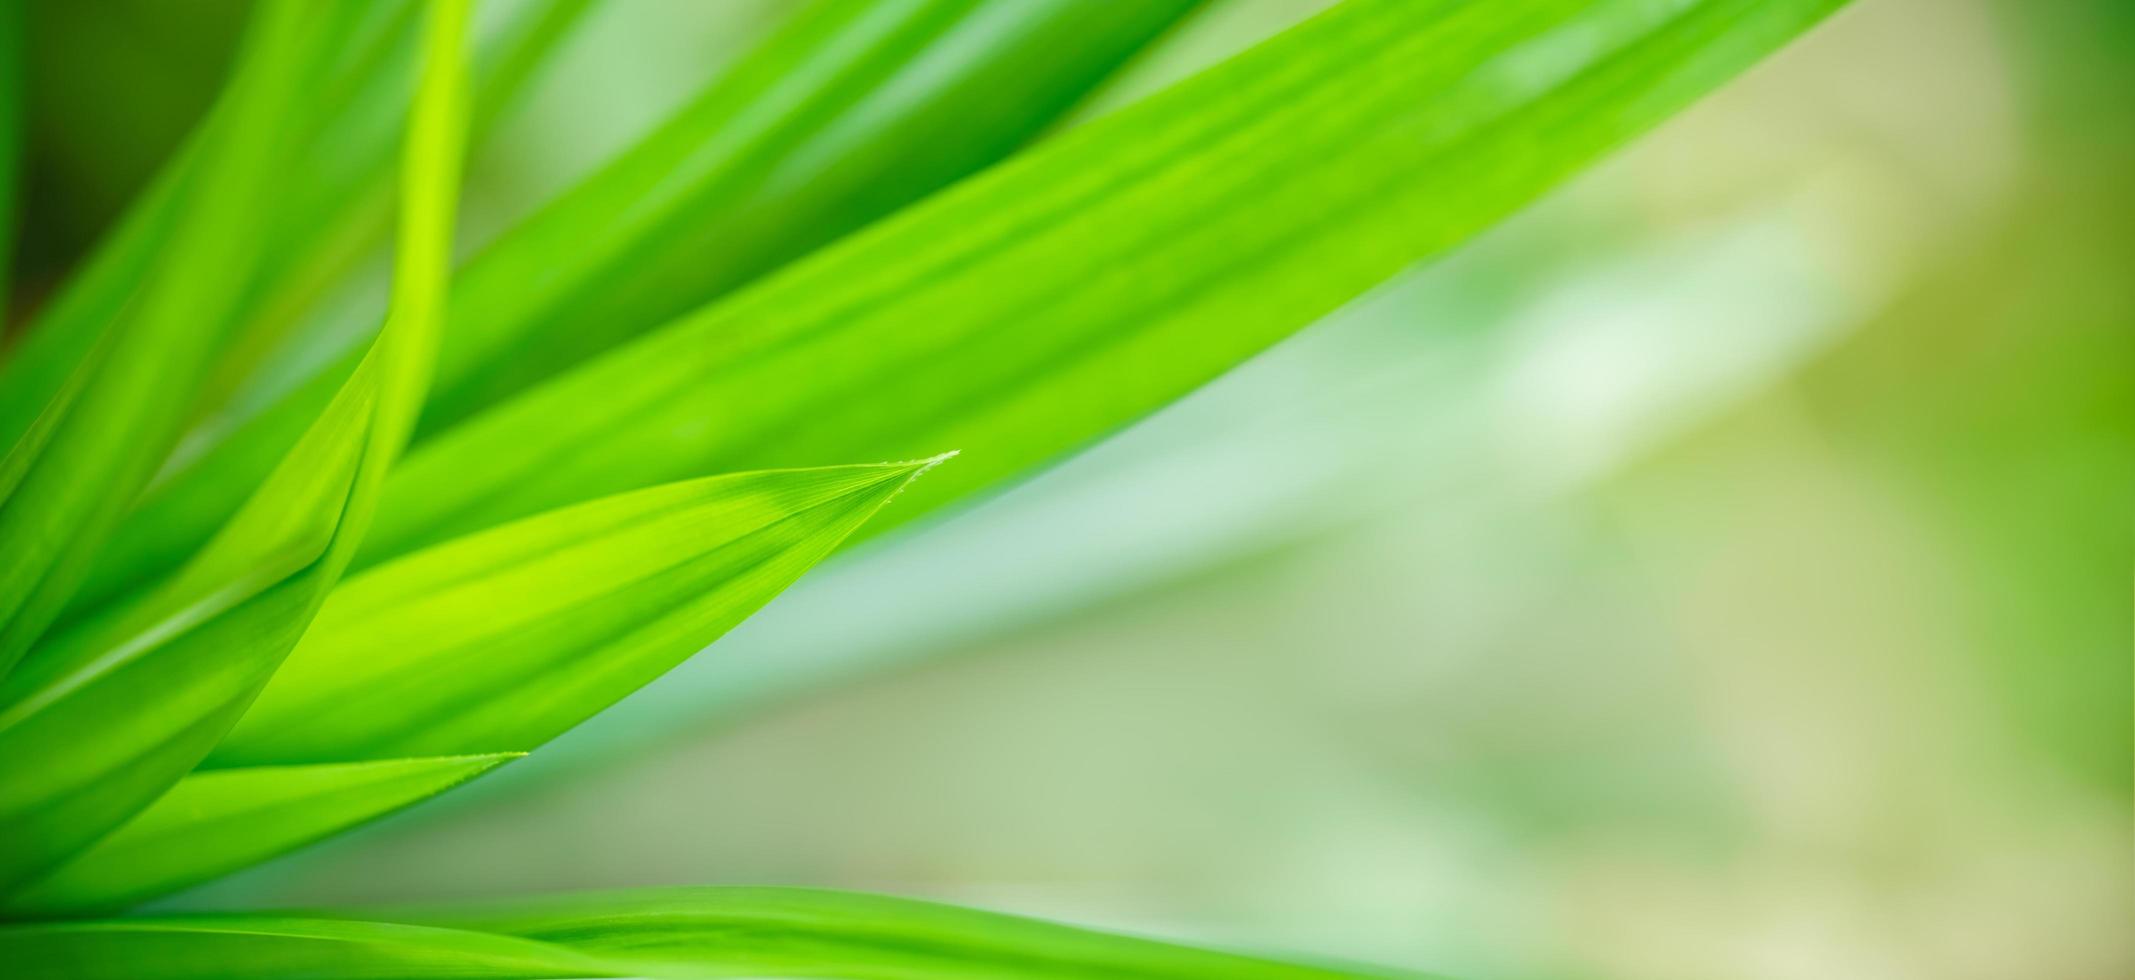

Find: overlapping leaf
<box><xmin>2</xmin><ymin>455</ymin><xmax>943</xmax><ymax>911</ymax></box>
<box><xmin>0</xmin><ymin>0</ymin><xmax>319</xmax><ymax>675</ymax></box>
<box><xmin>0</xmin><ymin>0</ymin><xmax>472</xmax><ymax>894</ymax></box>
<box><xmin>67</xmin><ymin>0</ymin><xmax>1204</xmax><ymax>623</ymax></box>
<box><xmin>210</xmin><ymin>458</ymin><xmax>951</xmax><ymax>766</ymax></box>
<box><xmin>2</xmin><ymin>755</ymin><xmax>518</xmax><ymax>917</ymax></box>
<box><xmin>0</xmin><ymin>0</ymin><xmax>591</xmax><ymax>460</ymax></box>
<box><xmin>0</xmin><ymin>0</ymin><xmax>1856</xmax><ymax>960</ymax></box>
<box><xmin>356</xmin><ymin>0</ymin><xmax>1853</xmax><ymax>568</ymax></box>
<box><xmin>0</xmin><ymin>887</ymin><xmax>1409</xmax><ymax>979</ymax></box>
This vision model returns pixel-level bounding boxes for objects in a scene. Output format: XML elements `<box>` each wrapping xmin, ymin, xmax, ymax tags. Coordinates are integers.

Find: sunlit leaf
<box><xmin>359</xmin><ymin>0</ymin><xmax>1852</xmax><ymax>567</ymax></box>
<box><xmin>0</xmin><ymin>0</ymin><xmax>472</xmax><ymax>893</ymax></box>
<box><xmin>210</xmin><ymin>458</ymin><xmax>950</xmax><ymax>766</ymax></box>
<box><xmin>2</xmin><ymin>755</ymin><xmax>518</xmax><ymax>917</ymax></box>
<box><xmin>0</xmin><ymin>887</ymin><xmax>1409</xmax><ymax>978</ymax></box>
<box><xmin>69</xmin><ymin>0</ymin><xmax>1204</xmax><ymax>622</ymax></box>
<box><xmin>0</xmin><ymin>0</ymin><xmax>320</xmax><ymax>675</ymax></box>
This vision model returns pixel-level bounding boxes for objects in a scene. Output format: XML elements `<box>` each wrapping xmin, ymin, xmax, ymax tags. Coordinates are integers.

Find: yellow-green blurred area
<box><xmin>11</xmin><ymin>0</ymin><xmax>2130</xmax><ymax>978</ymax></box>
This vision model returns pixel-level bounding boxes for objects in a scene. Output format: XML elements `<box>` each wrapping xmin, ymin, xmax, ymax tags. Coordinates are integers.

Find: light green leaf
<box><xmin>356</xmin><ymin>0</ymin><xmax>1852</xmax><ymax>568</ymax></box>
<box><xmin>393</xmin><ymin>887</ymin><xmax>1413</xmax><ymax>979</ymax></box>
<box><xmin>68</xmin><ymin>0</ymin><xmax>1203</xmax><ymax>624</ymax></box>
<box><xmin>1</xmin><ymin>755</ymin><xmax>518</xmax><ymax>917</ymax></box>
<box><xmin>0</xmin><ymin>887</ymin><xmax>1408</xmax><ymax>978</ymax></box>
<box><xmin>210</xmin><ymin>458</ymin><xmax>950</xmax><ymax>766</ymax></box>
<box><xmin>0</xmin><ymin>364</ymin><xmax>379</xmax><ymax>894</ymax></box>
<box><xmin>0</xmin><ymin>0</ymin><xmax>473</xmax><ymax>894</ymax></box>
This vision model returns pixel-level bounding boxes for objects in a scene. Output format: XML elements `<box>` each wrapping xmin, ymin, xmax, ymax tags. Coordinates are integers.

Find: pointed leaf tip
<box><xmin>210</xmin><ymin>461</ymin><xmax>951</xmax><ymax>767</ymax></box>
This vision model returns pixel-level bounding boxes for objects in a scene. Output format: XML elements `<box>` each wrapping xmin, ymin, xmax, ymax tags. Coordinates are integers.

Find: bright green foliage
<box><xmin>0</xmin><ymin>887</ymin><xmax>1414</xmax><ymax>979</ymax></box>
<box><xmin>360</xmin><ymin>0</ymin><xmax>1852</xmax><ymax>566</ymax></box>
<box><xmin>422</xmin><ymin>0</ymin><xmax>1208</xmax><ymax>431</ymax></box>
<box><xmin>3</xmin><ymin>755</ymin><xmax>519</xmax><ymax>917</ymax></box>
<box><xmin>0</xmin><ymin>0</ymin><xmax>473</xmax><ymax>895</ymax></box>
<box><xmin>68</xmin><ymin>0</ymin><xmax>1204</xmax><ymax>624</ymax></box>
<box><xmin>0</xmin><ymin>0</ymin><xmax>318</xmax><ymax>675</ymax></box>
<box><xmin>212</xmin><ymin>459</ymin><xmax>951</xmax><ymax>765</ymax></box>
<box><xmin>0</xmin><ymin>1</ymin><xmax>591</xmax><ymax>464</ymax></box>
<box><xmin>0</xmin><ymin>0</ymin><xmax>1851</xmax><ymax>970</ymax></box>
<box><xmin>0</xmin><ymin>367</ymin><xmax>379</xmax><ymax>894</ymax></box>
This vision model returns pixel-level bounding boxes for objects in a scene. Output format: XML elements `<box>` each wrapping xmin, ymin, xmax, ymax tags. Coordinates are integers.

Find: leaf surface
<box><xmin>70</xmin><ymin>0</ymin><xmax>1204</xmax><ymax>621</ymax></box>
<box><xmin>359</xmin><ymin>0</ymin><xmax>1853</xmax><ymax>566</ymax></box>
<box><xmin>0</xmin><ymin>0</ymin><xmax>472</xmax><ymax>893</ymax></box>
<box><xmin>0</xmin><ymin>917</ymin><xmax>610</xmax><ymax>980</ymax></box>
<box><xmin>210</xmin><ymin>459</ymin><xmax>949</xmax><ymax>766</ymax></box>
<box><xmin>0</xmin><ymin>0</ymin><xmax>590</xmax><ymax>461</ymax></box>
<box><xmin>0</xmin><ymin>887</ymin><xmax>1409</xmax><ymax>978</ymax></box>
<box><xmin>0</xmin><ymin>0</ymin><xmax>320</xmax><ymax>674</ymax></box>
<box><xmin>2</xmin><ymin>755</ymin><xmax>518</xmax><ymax>917</ymax></box>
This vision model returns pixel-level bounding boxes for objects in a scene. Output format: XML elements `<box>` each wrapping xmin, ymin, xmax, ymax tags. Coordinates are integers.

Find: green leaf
<box><xmin>0</xmin><ymin>1</ymin><xmax>395</xmax><ymax>458</ymax></box>
<box><xmin>0</xmin><ymin>0</ymin><xmax>474</xmax><ymax>894</ymax></box>
<box><xmin>201</xmin><ymin>0</ymin><xmax>597</xmax><ymax>409</ymax></box>
<box><xmin>0</xmin><ymin>0</ymin><xmax>590</xmax><ymax>461</ymax></box>
<box><xmin>209</xmin><ymin>458</ymin><xmax>950</xmax><ymax>766</ymax></box>
<box><xmin>0</xmin><ymin>755</ymin><xmax>518</xmax><ymax>917</ymax></box>
<box><xmin>395</xmin><ymin>887</ymin><xmax>1414</xmax><ymax>979</ymax></box>
<box><xmin>0</xmin><ymin>371</ymin><xmax>376</xmax><ymax>893</ymax></box>
<box><xmin>357</xmin><ymin>0</ymin><xmax>1852</xmax><ymax>568</ymax></box>
<box><xmin>67</xmin><ymin>0</ymin><xmax>1203</xmax><ymax>625</ymax></box>
<box><xmin>0</xmin><ymin>917</ymin><xmax>612</xmax><ymax>980</ymax></box>
<box><xmin>419</xmin><ymin>0</ymin><xmax>1208</xmax><ymax>433</ymax></box>
<box><xmin>0</xmin><ymin>0</ymin><xmax>320</xmax><ymax>675</ymax></box>
<box><xmin>0</xmin><ymin>887</ymin><xmax>1409</xmax><ymax>978</ymax></box>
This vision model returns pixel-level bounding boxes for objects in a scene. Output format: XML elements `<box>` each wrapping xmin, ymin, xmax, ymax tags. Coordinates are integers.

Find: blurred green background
<box><xmin>8</xmin><ymin>1</ymin><xmax>2129</xmax><ymax>978</ymax></box>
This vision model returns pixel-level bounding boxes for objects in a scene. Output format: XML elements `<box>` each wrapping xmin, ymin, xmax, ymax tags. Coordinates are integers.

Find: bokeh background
<box><xmin>9</xmin><ymin>1</ymin><xmax>2130</xmax><ymax>978</ymax></box>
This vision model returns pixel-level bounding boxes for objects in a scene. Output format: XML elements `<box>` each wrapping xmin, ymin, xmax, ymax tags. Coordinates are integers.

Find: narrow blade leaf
<box><xmin>0</xmin><ymin>887</ymin><xmax>1409</xmax><ymax>978</ymax></box>
<box><xmin>1</xmin><ymin>755</ymin><xmax>518</xmax><ymax>917</ymax></box>
<box><xmin>387</xmin><ymin>886</ymin><xmax>1418</xmax><ymax>978</ymax></box>
<box><xmin>0</xmin><ymin>917</ymin><xmax>610</xmax><ymax>980</ymax></box>
<box><xmin>0</xmin><ymin>0</ymin><xmax>473</xmax><ymax>892</ymax></box>
<box><xmin>0</xmin><ymin>327</ymin><xmax>376</xmax><ymax>894</ymax></box>
<box><xmin>0</xmin><ymin>0</ymin><xmax>319</xmax><ymax>673</ymax></box>
<box><xmin>69</xmin><ymin>0</ymin><xmax>1203</xmax><ymax>623</ymax></box>
<box><xmin>210</xmin><ymin>458</ymin><xmax>950</xmax><ymax>766</ymax></box>
<box><xmin>0</xmin><ymin>0</ymin><xmax>590</xmax><ymax>459</ymax></box>
<box><xmin>361</xmin><ymin>0</ymin><xmax>1852</xmax><ymax>566</ymax></box>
